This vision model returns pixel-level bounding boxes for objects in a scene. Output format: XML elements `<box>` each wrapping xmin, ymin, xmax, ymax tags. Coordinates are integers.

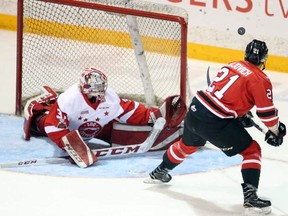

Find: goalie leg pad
<box><xmin>23</xmin><ymin>86</ymin><xmax>58</xmax><ymax>140</ymax></box>
<box><xmin>23</xmin><ymin>113</ymin><xmax>48</xmax><ymax>140</ymax></box>
<box><xmin>110</xmin><ymin>123</ymin><xmax>183</xmax><ymax>151</ymax></box>
<box><xmin>61</xmin><ymin>130</ymin><xmax>98</xmax><ymax>168</ymax></box>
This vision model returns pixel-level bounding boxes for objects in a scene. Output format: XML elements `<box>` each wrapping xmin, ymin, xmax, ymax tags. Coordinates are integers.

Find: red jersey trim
<box><xmin>196</xmin><ymin>91</ymin><xmax>236</xmax><ymax>119</ymax></box>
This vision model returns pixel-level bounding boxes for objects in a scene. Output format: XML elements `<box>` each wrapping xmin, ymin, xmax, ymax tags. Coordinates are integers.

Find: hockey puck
<box><xmin>237</xmin><ymin>27</ymin><xmax>245</xmax><ymax>35</ymax></box>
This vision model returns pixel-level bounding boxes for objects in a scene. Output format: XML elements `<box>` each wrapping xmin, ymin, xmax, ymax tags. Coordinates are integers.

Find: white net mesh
<box><xmin>18</xmin><ymin>0</ymin><xmax>189</xmax><ymax>112</ymax></box>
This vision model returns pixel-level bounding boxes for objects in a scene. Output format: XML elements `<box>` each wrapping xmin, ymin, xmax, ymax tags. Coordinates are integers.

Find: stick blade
<box><xmin>206</xmin><ymin>66</ymin><xmax>211</xmax><ymax>86</ymax></box>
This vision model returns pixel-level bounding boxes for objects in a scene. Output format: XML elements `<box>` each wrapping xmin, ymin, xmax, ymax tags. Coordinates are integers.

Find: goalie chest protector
<box><xmin>110</xmin><ymin>123</ymin><xmax>183</xmax><ymax>151</ymax></box>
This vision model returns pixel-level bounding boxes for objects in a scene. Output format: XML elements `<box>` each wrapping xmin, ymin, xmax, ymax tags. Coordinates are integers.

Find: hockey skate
<box><xmin>144</xmin><ymin>162</ymin><xmax>172</xmax><ymax>184</ymax></box>
<box><xmin>242</xmin><ymin>183</ymin><xmax>272</xmax><ymax>215</ymax></box>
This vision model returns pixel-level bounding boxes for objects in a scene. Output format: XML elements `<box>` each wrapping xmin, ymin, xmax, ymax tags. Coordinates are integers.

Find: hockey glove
<box><xmin>238</xmin><ymin>111</ymin><xmax>254</xmax><ymax>128</ymax></box>
<box><xmin>149</xmin><ymin>95</ymin><xmax>187</xmax><ymax>128</ymax></box>
<box><xmin>265</xmin><ymin>122</ymin><xmax>286</xmax><ymax>146</ymax></box>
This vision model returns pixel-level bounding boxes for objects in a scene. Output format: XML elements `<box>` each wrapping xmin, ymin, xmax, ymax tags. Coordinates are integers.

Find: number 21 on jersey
<box><xmin>207</xmin><ymin>68</ymin><xmax>240</xmax><ymax>99</ymax></box>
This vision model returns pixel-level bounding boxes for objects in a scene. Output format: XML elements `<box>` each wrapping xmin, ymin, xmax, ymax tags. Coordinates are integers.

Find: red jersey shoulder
<box><xmin>226</xmin><ymin>61</ymin><xmax>271</xmax><ymax>88</ymax></box>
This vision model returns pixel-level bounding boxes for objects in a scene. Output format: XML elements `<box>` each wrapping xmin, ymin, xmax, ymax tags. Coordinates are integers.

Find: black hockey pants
<box><xmin>182</xmin><ymin>97</ymin><xmax>253</xmax><ymax>157</ymax></box>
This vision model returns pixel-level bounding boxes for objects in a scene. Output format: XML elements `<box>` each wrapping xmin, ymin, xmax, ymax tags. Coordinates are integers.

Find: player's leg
<box><xmin>205</xmin><ymin>120</ymin><xmax>271</xmax><ymax>214</ymax></box>
<box><xmin>23</xmin><ymin>86</ymin><xmax>58</xmax><ymax>140</ymax></box>
<box><xmin>148</xmin><ymin>138</ymin><xmax>200</xmax><ymax>183</ymax></box>
<box><xmin>240</xmin><ymin>141</ymin><xmax>271</xmax><ymax>215</ymax></box>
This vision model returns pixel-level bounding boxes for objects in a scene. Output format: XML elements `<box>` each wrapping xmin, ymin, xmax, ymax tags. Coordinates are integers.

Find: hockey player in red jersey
<box><xmin>145</xmin><ymin>39</ymin><xmax>286</xmax><ymax>215</ymax></box>
<box><xmin>23</xmin><ymin>67</ymin><xmax>186</xmax><ymax>168</ymax></box>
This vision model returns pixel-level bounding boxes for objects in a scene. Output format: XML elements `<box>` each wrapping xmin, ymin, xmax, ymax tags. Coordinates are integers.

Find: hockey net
<box><xmin>16</xmin><ymin>0</ymin><xmax>189</xmax><ymax>115</ymax></box>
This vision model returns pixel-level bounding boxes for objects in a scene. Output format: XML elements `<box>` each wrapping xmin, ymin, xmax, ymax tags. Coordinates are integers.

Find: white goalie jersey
<box><xmin>43</xmin><ymin>84</ymin><xmax>152</xmax><ymax>148</ymax></box>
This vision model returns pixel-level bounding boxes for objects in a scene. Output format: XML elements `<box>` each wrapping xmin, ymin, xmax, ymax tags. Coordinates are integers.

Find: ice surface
<box><xmin>0</xmin><ymin>30</ymin><xmax>288</xmax><ymax>216</ymax></box>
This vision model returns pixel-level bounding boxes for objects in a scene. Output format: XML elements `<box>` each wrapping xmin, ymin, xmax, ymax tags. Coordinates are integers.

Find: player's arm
<box><xmin>252</xmin><ymin>81</ymin><xmax>286</xmax><ymax>146</ymax></box>
<box><xmin>117</xmin><ymin>95</ymin><xmax>187</xmax><ymax>128</ymax></box>
<box><xmin>117</xmin><ymin>99</ymin><xmax>151</xmax><ymax>124</ymax></box>
<box><xmin>251</xmin><ymin>79</ymin><xmax>278</xmax><ymax>127</ymax></box>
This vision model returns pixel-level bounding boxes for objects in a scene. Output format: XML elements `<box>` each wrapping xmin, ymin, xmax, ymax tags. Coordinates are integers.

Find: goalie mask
<box><xmin>80</xmin><ymin>67</ymin><xmax>108</xmax><ymax>101</ymax></box>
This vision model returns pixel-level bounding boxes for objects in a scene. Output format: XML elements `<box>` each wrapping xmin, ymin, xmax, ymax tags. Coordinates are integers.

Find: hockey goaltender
<box><xmin>22</xmin><ymin>67</ymin><xmax>187</xmax><ymax>168</ymax></box>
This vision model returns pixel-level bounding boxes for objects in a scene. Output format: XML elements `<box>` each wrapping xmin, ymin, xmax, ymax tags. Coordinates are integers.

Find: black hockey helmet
<box><xmin>244</xmin><ymin>39</ymin><xmax>268</xmax><ymax>66</ymax></box>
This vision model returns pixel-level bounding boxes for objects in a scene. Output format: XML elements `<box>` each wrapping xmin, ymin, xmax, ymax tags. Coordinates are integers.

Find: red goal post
<box><xmin>16</xmin><ymin>0</ymin><xmax>189</xmax><ymax>115</ymax></box>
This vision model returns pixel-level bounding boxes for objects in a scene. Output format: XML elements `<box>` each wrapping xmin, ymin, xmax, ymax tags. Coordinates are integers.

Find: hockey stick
<box><xmin>206</xmin><ymin>66</ymin><xmax>211</xmax><ymax>86</ymax></box>
<box><xmin>206</xmin><ymin>66</ymin><xmax>266</xmax><ymax>134</ymax></box>
<box><xmin>0</xmin><ymin>118</ymin><xmax>166</xmax><ymax>168</ymax></box>
<box><xmin>250</xmin><ymin>121</ymin><xmax>266</xmax><ymax>134</ymax></box>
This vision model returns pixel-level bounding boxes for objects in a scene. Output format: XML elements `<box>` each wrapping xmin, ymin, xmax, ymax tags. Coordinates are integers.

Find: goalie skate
<box><xmin>144</xmin><ymin>163</ymin><xmax>172</xmax><ymax>184</ymax></box>
<box><xmin>242</xmin><ymin>183</ymin><xmax>272</xmax><ymax>216</ymax></box>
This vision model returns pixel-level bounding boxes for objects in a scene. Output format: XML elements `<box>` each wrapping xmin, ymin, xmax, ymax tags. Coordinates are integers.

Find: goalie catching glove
<box><xmin>61</xmin><ymin>130</ymin><xmax>98</xmax><ymax>168</ymax></box>
<box><xmin>149</xmin><ymin>95</ymin><xmax>187</xmax><ymax>128</ymax></box>
<box><xmin>265</xmin><ymin>122</ymin><xmax>286</xmax><ymax>147</ymax></box>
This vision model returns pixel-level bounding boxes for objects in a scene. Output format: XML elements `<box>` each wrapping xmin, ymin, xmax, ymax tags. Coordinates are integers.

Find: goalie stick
<box><xmin>206</xmin><ymin>66</ymin><xmax>266</xmax><ymax>135</ymax></box>
<box><xmin>0</xmin><ymin>117</ymin><xmax>166</xmax><ymax>169</ymax></box>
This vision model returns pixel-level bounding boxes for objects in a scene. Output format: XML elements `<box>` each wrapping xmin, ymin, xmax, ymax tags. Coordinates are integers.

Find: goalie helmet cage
<box><xmin>16</xmin><ymin>0</ymin><xmax>189</xmax><ymax>115</ymax></box>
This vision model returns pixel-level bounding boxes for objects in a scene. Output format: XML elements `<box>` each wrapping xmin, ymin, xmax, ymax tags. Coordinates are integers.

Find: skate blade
<box><xmin>143</xmin><ymin>177</ymin><xmax>166</xmax><ymax>184</ymax></box>
<box><xmin>243</xmin><ymin>206</ymin><xmax>271</xmax><ymax>216</ymax></box>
